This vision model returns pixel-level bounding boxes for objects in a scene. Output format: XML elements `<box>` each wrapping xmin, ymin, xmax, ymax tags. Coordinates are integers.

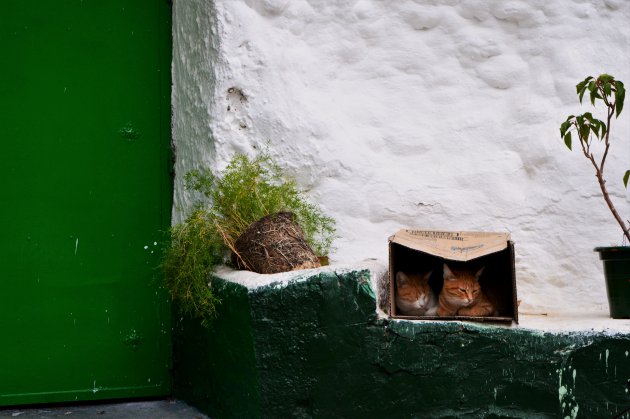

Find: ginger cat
<box><xmin>437</xmin><ymin>263</ymin><xmax>497</xmax><ymax>317</ymax></box>
<box><xmin>395</xmin><ymin>271</ymin><xmax>438</xmax><ymax>316</ymax></box>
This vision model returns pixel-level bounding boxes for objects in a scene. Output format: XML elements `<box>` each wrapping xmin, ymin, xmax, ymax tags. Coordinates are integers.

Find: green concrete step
<box><xmin>173</xmin><ymin>266</ymin><xmax>630</xmax><ymax>418</ymax></box>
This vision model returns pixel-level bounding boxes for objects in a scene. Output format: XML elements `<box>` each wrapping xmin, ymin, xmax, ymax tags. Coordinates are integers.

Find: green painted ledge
<box><xmin>172</xmin><ymin>266</ymin><xmax>630</xmax><ymax>419</ymax></box>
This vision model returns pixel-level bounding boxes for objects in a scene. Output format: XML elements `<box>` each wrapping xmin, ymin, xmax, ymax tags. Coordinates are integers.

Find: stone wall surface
<box><xmin>172</xmin><ymin>268</ymin><xmax>630</xmax><ymax>418</ymax></box>
<box><xmin>171</xmin><ymin>0</ymin><xmax>630</xmax><ymax>315</ymax></box>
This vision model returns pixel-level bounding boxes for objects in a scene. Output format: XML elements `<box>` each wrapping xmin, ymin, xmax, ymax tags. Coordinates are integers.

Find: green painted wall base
<box><xmin>172</xmin><ymin>269</ymin><xmax>630</xmax><ymax>418</ymax></box>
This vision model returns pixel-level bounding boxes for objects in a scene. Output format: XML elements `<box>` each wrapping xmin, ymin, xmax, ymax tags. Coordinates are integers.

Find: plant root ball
<box><xmin>232</xmin><ymin>212</ymin><xmax>321</xmax><ymax>274</ymax></box>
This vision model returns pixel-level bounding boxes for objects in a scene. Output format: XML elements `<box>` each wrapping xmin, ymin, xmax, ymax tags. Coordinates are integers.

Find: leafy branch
<box><xmin>559</xmin><ymin>74</ymin><xmax>629</xmax><ymax>242</ymax></box>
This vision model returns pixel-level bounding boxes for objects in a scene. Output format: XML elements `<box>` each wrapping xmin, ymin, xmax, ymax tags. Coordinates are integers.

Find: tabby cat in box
<box><xmin>437</xmin><ymin>263</ymin><xmax>497</xmax><ymax>317</ymax></box>
<box><xmin>395</xmin><ymin>271</ymin><xmax>438</xmax><ymax>316</ymax></box>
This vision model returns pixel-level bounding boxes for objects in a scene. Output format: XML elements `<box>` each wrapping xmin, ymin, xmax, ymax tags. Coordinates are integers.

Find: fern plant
<box><xmin>163</xmin><ymin>153</ymin><xmax>336</xmax><ymax>323</ymax></box>
<box><xmin>162</xmin><ymin>209</ymin><xmax>223</xmax><ymax>323</ymax></box>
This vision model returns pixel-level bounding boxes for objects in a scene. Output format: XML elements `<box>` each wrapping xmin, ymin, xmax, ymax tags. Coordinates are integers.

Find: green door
<box><xmin>0</xmin><ymin>1</ymin><xmax>172</xmax><ymax>405</ymax></box>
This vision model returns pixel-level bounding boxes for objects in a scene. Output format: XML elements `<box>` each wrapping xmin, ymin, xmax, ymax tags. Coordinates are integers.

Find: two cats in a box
<box><xmin>395</xmin><ymin>264</ymin><xmax>498</xmax><ymax>317</ymax></box>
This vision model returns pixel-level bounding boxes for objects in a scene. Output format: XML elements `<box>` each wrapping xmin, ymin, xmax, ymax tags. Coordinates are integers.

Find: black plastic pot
<box><xmin>595</xmin><ymin>246</ymin><xmax>630</xmax><ymax>318</ymax></box>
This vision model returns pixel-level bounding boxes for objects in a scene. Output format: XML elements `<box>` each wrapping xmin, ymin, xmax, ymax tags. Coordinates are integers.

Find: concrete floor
<box><xmin>0</xmin><ymin>400</ymin><xmax>208</xmax><ymax>419</ymax></box>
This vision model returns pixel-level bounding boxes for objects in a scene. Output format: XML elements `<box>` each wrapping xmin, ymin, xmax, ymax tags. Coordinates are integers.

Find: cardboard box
<box><xmin>389</xmin><ymin>229</ymin><xmax>517</xmax><ymax>323</ymax></box>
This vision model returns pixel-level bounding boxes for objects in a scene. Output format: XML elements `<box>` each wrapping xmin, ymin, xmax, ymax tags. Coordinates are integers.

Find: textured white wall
<box><xmin>172</xmin><ymin>0</ymin><xmax>630</xmax><ymax>315</ymax></box>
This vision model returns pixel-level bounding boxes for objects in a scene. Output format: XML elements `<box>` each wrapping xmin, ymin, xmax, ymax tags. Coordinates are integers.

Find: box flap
<box><xmin>389</xmin><ymin>229</ymin><xmax>510</xmax><ymax>262</ymax></box>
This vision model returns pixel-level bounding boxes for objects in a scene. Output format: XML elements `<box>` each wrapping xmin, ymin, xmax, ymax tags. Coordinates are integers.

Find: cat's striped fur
<box><xmin>437</xmin><ymin>263</ymin><xmax>497</xmax><ymax>317</ymax></box>
<box><xmin>395</xmin><ymin>271</ymin><xmax>438</xmax><ymax>316</ymax></box>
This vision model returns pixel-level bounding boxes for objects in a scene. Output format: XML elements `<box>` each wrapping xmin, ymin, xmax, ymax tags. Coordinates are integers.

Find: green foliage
<box><xmin>163</xmin><ymin>209</ymin><xmax>223</xmax><ymax>324</ymax></box>
<box><xmin>560</xmin><ymin>74</ymin><xmax>627</xmax><ymax>183</ymax></box>
<box><xmin>185</xmin><ymin>153</ymin><xmax>336</xmax><ymax>257</ymax></box>
<box><xmin>559</xmin><ymin>74</ymin><xmax>630</xmax><ymax>242</ymax></box>
<box><xmin>163</xmin><ymin>153</ymin><xmax>336</xmax><ymax>323</ymax></box>
<box><xmin>560</xmin><ymin>74</ymin><xmax>624</xmax><ymax>151</ymax></box>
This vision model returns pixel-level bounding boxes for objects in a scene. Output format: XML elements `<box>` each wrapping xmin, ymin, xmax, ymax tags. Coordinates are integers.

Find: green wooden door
<box><xmin>0</xmin><ymin>1</ymin><xmax>172</xmax><ymax>405</ymax></box>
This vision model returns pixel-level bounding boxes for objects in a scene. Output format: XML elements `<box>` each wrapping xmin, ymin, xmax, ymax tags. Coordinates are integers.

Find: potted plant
<box><xmin>559</xmin><ymin>74</ymin><xmax>630</xmax><ymax>318</ymax></box>
<box><xmin>162</xmin><ymin>153</ymin><xmax>336</xmax><ymax>324</ymax></box>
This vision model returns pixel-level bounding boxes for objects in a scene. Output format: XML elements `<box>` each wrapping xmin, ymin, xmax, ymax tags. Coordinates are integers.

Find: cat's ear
<box><xmin>475</xmin><ymin>266</ymin><xmax>485</xmax><ymax>281</ymax></box>
<box><xmin>422</xmin><ymin>271</ymin><xmax>432</xmax><ymax>282</ymax></box>
<box><xmin>443</xmin><ymin>264</ymin><xmax>456</xmax><ymax>281</ymax></box>
<box><xmin>396</xmin><ymin>272</ymin><xmax>410</xmax><ymax>287</ymax></box>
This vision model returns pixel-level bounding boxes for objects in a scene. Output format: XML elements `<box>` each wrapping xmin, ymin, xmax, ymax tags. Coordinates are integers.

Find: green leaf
<box><xmin>587</xmin><ymin>79</ymin><xmax>604</xmax><ymax>105</ymax></box>
<box><xmin>576</xmin><ymin>83</ymin><xmax>585</xmax><ymax>94</ymax></box>
<box><xmin>590</xmin><ymin>122</ymin><xmax>600</xmax><ymax>138</ymax></box>
<box><xmin>624</xmin><ymin>170</ymin><xmax>630</xmax><ymax>188</ymax></box>
<box><xmin>576</xmin><ymin>115</ymin><xmax>584</xmax><ymax>126</ymax></box>
<box><xmin>615</xmin><ymin>80</ymin><xmax>625</xmax><ymax>117</ymax></box>
<box><xmin>578</xmin><ymin>78</ymin><xmax>594</xmax><ymax>103</ymax></box>
<box><xmin>576</xmin><ymin>80</ymin><xmax>589</xmax><ymax>95</ymax></box>
<box><xmin>560</xmin><ymin>120</ymin><xmax>571</xmax><ymax>137</ymax></box>
<box><xmin>580</xmin><ymin>124</ymin><xmax>590</xmax><ymax>141</ymax></box>
<box><xmin>604</xmin><ymin>82</ymin><xmax>612</xmax><ymax>97</ymax></box>
<box><xmin>589</xmin><ymin>89</ymin><xmax>603</xmax><ymax>105</ymax></box>
<box><xmin>599</xmin><ymin>74</ymin><xmax>613</xmax><ymax>83</ymax></box>
<box><xmin>590</xmin><ymin>87</ymin><xmax>598</xmax><ymax>105</ymax></box>
<box><xmin>564</xmin><ymin>132</ymin><xmax>572</xmax><ymax>150</ymax></box>
<box><xmin>578</xmin><ymin>88</ymin><xmax>587</xmax><ymax>104</ymax></box>
<box><xmin>595</xmin><ymin>118</ymin><xmax>606</xmax><ymax>139</ymax></box>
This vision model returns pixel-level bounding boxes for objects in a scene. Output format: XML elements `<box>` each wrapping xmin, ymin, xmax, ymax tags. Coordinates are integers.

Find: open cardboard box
<box><xmin>389</xmin><ymin>229</ymin><xmax>518</xmax><ymax>323</ymax></box>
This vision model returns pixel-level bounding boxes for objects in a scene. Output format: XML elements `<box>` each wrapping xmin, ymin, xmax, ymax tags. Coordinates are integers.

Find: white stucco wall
<box><xmin>172</xmin><ymin>0</ymin><xmax>630</xmax><ymax>316</ymax></box>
